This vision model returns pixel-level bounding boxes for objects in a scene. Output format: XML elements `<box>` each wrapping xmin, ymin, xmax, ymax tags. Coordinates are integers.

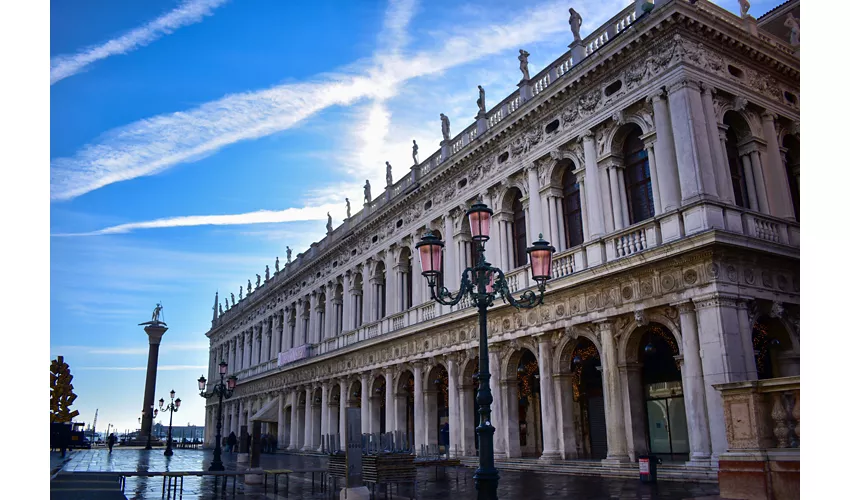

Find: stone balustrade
<box><xmin>605</xmin><ymin>219</ymin><xmax>660</xmax><ymax>260</ymax></box>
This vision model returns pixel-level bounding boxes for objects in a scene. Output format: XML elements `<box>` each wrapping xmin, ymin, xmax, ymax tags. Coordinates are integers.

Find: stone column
<box><xmin>277</xmin><ymin>393</ymin><xmax>286</xmax><ymax>448</ymax></box>
<box><xmin>740</xmin><ymin>154</ymin><xmax>760</xmax><ymax>210</ymax></box>
<box><xmin>309</xmin><ymin>292</ymin><xmax>320</xmax><ymax>344</ymax></box>
<box><xmin>622</xmin><ymin>363</ymin><xmax>647</xmax><ymax>460</ymax></box>
<box><xmin>447</xmin><ymin>355</ymin><xmax>461</xmax><ymax>457</ymax></box>
<box><xmin>701</xmin><ymin>84</ymin><xmax>735</xmax><ymax>204</ymax></box>
<box><xmin>384</xmin><ymin>367</ymin><xmax>396</xmax><ymax>433</ymax></box>
<box><xmin>303</xmin><ymin>386</ymin><xmax>314</xmax><ymax>450</ymax></box>
<box><xmin>252</xmin><ymin>327</ymin><xmax>261</xmax><ymax>366</ymax></box>
<box><xmin>527</xmin><ymin>164</ymin><xmax>544</xmax><ymax>238</ymax></box>
<box><xmin>578</xmin><ymin>176</ymin><xmax>590</xmax><ymax>242</ymax></box>
<box><xmin>536</xmin><ymin>334</ymin><xmax>560</xmax><ymax>460</ymax></box>
<box><xmin>485</xmin><ymin>187</ymin><xmax>504</xmax><ymax>270</ymax></box>
<box><xmin>459</xmin><ymin>382</ymin><xmax>475</xmax><ymax>456</ymax></box>
<box><xmin>554</xmin><ymin>372</ymin><xmax>577</xmax><ymax>459</ymax></box>
<box><xmin>384</xmin><ymin>253</ymin><xmax>397</xmax><ymax>316</ymax></box>
<box><xmin>581</xmin><ymin>131</ymin><xmax>606</xmax><ymax>239</ymax></box>
<box><xmin>339</xmin><ymin>378</ymin><xmax>349</xmax><ymax>446</ymax></box>
<box><xmin>443</xmin><ymin>214</ymin><xmax>458</xmax><ymax>291</ymax></box>
<box><xmin>599</xmin><ymin>163</ymin><xmax>615</xmax><ymax>233</ymax></box>
<box><xmin>325</xmin><ymin>284</ymin><xmax>335</xmax><ymax>338</ymax></box>
<box><xmin>342</xmin><ymin>273</ymin><xmax>353</xmax><ymax>332</ymax></box>
<box><xmin>694</xmin><ymin>293</ymin><xmax>750</xmax><ymax>461</ymax></box>
<box><xmin>321</xmin><ymin>381</ymin><xmax>330</xmax><ymax>445</ymax></box>
<box><xmin>294</xmin><ymin>300</ymin><xmax>304</xmax><ymax>347</ymax></box>
<box><xmin>412</xmin><ymin>362</ymin><xmax>425</xmax><ymax>452</ymax></box>
<box><xmin>749</xmin><ymin>151</ymin><xmax>770</xmax><ymax>214</ymax></box>
<box><xmin>271</xmin><ymin>314</ymin><xmax>280</xmax><ymax>360</ymax></box>
<box><xmin>489</xmin><ymin>347</ymin><xmax>507</xmax><ymax>458</ymax></box>
<box><xmin>675</xmin><ymin>300</ymin><xmax>712</xmax><ymax>463</ymax></box>
<box><xmin>597</xmin><ymin>320</ymin><xmax>629</xmax><ymax>462</ymax></box>
<box><xmin>136</xmin><ymin>322</ymin><xmax>164</xmax><ymax>443</ymax></box>
<box><xmin>645</xmin><ymin>144</ymin><xmax>663</xmax><ymax>216</ymax></box>
<box><xmin>735</xmin><ymin>299</ymin><xmax>758</xmax><ymax>380</ymax></box>
<box><xmin>667</xmin><ymin>78</ymin><xmax>718</xmax><ymax>203</ymax></box>
<box><xmin>289</xmin><ymin>392</ymin><xmax>298</xmax><ymax>449</ymax></box>
<box><xmin>360</xmin><ymin>373</ymin><xmax>372</xmax><ymax>434</ymax></box>
<box><xmin>608</xmin><ymin>165</ymin><xmax>625</xmax><ymax>230</ymax></box>
<box><xmin>760</xmin><ymin>113</ymin><xmax>796</xmax><ymax>220</ymax></box>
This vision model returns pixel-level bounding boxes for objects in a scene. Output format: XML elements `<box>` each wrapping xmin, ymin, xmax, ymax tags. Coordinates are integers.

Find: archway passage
<box><xmin>349</xmin><ymin>380</ymin><xmax>362</xmax><ymax>408</ymax></box>
<box><xmin>753</xmin><ymin>316</ymin><xmax>798</xmax><ymax>380</ymax></box>
<box><xmin>396</xmin><ymin>370</ymin><xmax>415</xmax><ymax>448</ymax></box>
<box><xmin>516</xmin><ymin>349</ymin><xmax>543</xmax><ymax>458</ymax></box>
<box><xmin>432</xmin><ymin>365</ymin><xmax>450</xmax><ymax>454</ymax></box>
<box><xmin>371</xmin><ymin>376</ymin><xmax>387</xmax><ymax>435</ymax></box>
<box><xmin>638</xmin><ymin>324</ymin><xmax>688</xmax><ymax>462</ymax></box>
<box><xmin>570</xmin><ymin>339</ymin><xmax>606</xmax><ymax>460</ymax></box>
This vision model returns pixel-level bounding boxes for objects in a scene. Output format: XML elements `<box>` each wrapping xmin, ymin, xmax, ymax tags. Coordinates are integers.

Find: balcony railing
<box><xmin>713</xmin><ymin>376</ymin><xmax>800</xmax><ymax>452</ymax></box>
<box><xmin>605</xmin><ymin>218</ymin><xmax>660</xmax><ymax>260</ymax></box>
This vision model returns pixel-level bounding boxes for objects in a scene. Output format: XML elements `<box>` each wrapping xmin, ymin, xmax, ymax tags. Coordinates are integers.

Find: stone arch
<box><xmin>605</xmin><ymin>121</ymin><xmax>645</xmax><ymax>157</ymax></box>
<box><xmin>752</xmin><ymin>314</ymin><xmax>799</xmax><ymax>379</ymax></box>
<box><xmin>368</xmin><ymin>373</ymin><xmax>387</xmax><ymax>395</ymax></box>
<box><xmin>553</xmin><ymin>326</ymin><xmax>602</xmax><ymax>374</ymax></box>
<box><xmin>501</xmin><ymin>338</ymin><xmax>539</xmax><ymax>379</ymax></box>
<box><xmin>723</xmin><ymin>109</ymin><xmax>758</xmax><ymax>141</ymax></box>
<box><xmin>617</xmin><ymin>313</ymin><xmax>683</xmax><ymax>365</ymax></box>
<box><xmin>460</xmin><ymin>355</ymin><xmax>480</xmax><ymax>380</ymax></box>
<box><xmin>496</xmin><ymin>183</ymin><xmax>527</xmax><ymax>214</ymax></box>
<box><xmin>549</xmin><ymin>158</ymin><xmax>580</xmax><ymax>188</ymax></box>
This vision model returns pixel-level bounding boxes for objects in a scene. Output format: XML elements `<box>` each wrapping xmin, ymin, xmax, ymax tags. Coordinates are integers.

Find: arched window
<box><xmin>726</xmin><ymin>127</ymin><xmax>751</xmax><ymax>209</ymax></box>
<box><xmin>623</xmin><ymin>129</ymin><xmax>654</xmax><ymax>224</ymax></box>
<box><xmin>511</xmin><ymin>194</ymin><xmax>528</xmax><ymax>267</ymax></box>
<box><xmin>561</xmin><ymin>163</ymin><xmax>584</xmax><ymax>249</ymax></box>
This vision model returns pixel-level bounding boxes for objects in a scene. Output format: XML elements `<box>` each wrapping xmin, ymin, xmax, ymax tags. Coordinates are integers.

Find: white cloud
<box><xmin>51</xmin><ymin>0</ymin><xmax>229</xmax><ymax>85</ymax></box>
<box><xmin>51</xmin><ymin>0</ymin><xmax>620</xmax><ymax>202</ymax></box>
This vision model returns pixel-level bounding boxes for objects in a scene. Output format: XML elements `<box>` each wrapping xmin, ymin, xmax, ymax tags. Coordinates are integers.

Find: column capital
<box><xmin>698</xmin><ymin>81</ymin><xmax>716</xmax><ymax>95</ymax></box>
<box><xmin>532</xmin><ymin>331</ymin><xmax>555</xmax><ymax>345</ymax></box>
<box><xmin>692</xmin><ymin>292</ymin><xmax>739</xmax><ymax>310</ymax></box>
<box><xmin>761</xmin><ymin>111</ymin><xmax>778</xmax><ymax>122</ymax></box>
<box><xmin>667</xmin><ymin>77</ymin><xmax>700</xmax><ymax>94</ymax></box>
<box><xmin>671</xmin><ymin>299</ymin><xmax>695</xmax><ymax>314</ymax></box>
<box><xmin>647</xmin><ymin>88</ymin><xmax>666</xmax><ymax>103</ymax></box>
<box><xmin>581</xmin><ymin>129</ymin><xmax>595</xmax><ymax>141</ymax></box>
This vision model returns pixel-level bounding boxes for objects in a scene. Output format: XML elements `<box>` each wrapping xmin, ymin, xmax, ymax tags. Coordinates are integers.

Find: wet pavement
<box><xmin>56</xmin><ymin>448</ymin><xmax>720</xmax><ymax>499</ymax></box>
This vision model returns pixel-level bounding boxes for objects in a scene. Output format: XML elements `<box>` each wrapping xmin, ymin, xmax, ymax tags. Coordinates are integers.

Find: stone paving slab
<box><xmin>56</xmin><ymin>449</ymin><xmax>721</xmax><ymax>499</ymax></box>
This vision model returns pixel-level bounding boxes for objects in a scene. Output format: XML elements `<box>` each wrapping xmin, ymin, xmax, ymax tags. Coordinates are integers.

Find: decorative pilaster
<box><xmin>535</xmin><ymin>333</ymin><xmax>561</xmax><ymax>460</ymax></box>
<box><xmin>667</xmin><ymin>78</ymin><xmax>719</xmax><ymax>203</ymax></box>
<box><xmin>581</xmin><ymin>131</ymin><xmax>605</xmax><ymax>240</ymax></box>
<box><xmin>760</xmin><ymin>112</ymin><xmax>796</xmax><ymax>220</ymax></box>
<box><xmin>412</xmin><ymin>361</ymin><xmax>426</xmax><ymax>452</ymax></box>
<box><xmin>675</xmin><ymin>300</ymin><xmax>712</xmax><ymax>463</ymax></box>
<box><xmin>596</xmin><ymin>320</ymin><xmax>629</xmax><ymax>462</ymax></box>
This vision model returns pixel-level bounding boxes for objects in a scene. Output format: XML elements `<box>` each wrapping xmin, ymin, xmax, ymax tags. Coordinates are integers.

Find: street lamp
<box><xmin>416</xmin><ymin>201</ymin><xmax>554</xmax><ymax>500</ymax></box>
<box><xmin>144</xmin><ymin>407</ymin><xmax>159</xmax><ymax>449</ymax></box>
<box><xmin>159</xmin><ymin>390</ymin><xmax>181</xmax><ymax>457</ymax></box>
<box><xmin>198</xmin><ymin>360</ymin><xmax>237</xmax><ymax>471</ymax></box>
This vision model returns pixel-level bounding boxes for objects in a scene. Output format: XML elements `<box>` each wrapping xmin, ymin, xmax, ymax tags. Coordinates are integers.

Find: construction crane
<box><xmin>91</xmin><ymin>409</ymin><xmax>98</xmax><ymax>443</ymax></box>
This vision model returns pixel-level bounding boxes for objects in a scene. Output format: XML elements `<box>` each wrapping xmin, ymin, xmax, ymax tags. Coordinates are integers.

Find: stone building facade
<box><xmin>202</xmin><ymin>0</ymin><xmax>800</xmax><ymax>472</ymax></box>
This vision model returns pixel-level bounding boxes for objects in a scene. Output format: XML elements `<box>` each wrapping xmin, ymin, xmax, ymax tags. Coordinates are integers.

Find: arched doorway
<box><xmin>637</xmin><ymin>324</ymin><xmax>688</xmax><ymax>462</ymax></box>
<box><xmin>570</xmin><ymin>338</ymin><xmax>606</xmax><ymax>459</ymax></box>
<box><xmin>516</xmin><ymin>349</ymin><xmax>543</xmax><ymax>458</ymax></box>
<box><xmin>461</xmin><ymin>358</ymin><xmax>480</xmax><ymax>456</ymax></box>
<box><xmin>753</xmin><ymin>316</ymin><xmax>798</xmax><ymax>379</ymax></box>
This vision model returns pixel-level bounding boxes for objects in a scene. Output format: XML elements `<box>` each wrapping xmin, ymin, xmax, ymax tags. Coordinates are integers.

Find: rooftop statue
<box><xmin>345</xmin><ymin>198</ymin><xmax>351</xmax><ymax>219</ymax></box>
<box><xmin>275</xmin><ymin>256</ymin><xmax>280</xmax><ymax>273</ymax></box>
<box><xmin>256</xmin><ymin>274</ymin><xmax>261</xmax><ymax>288</ymax></box>
<box><xmin>225</xmin><ymin>298</ymin><xmax>229</xmax><ymax>310</ymax></box>
<box><xmin>265</xmin><ymin>265</ymin><xmax>270</xmax><ymax>282</ymax></box>
<box><xmin>518</xmin><ymin>49</ymin><xmax>530</xmax><ymax>80</ymax></box>
<box><xmin>219</xmin><ymin>304</ymin><xmax>223</xmax><ymax>315</ymax></box>
<box><xmin>247</xmin><ymin>280</ymin><xmax>252</xmax><ymax>293</ymax></box>
<box><xmin>784</xmin><ymin>13</ymin><xmax>799</xmax><ymax>46</ymax></box>
<box><xmin>326</xmin><ymin>212</ymin><xmax>333</xmax><ymax>234</ymax></box>
<box><xmin>286</xmin><ymin>246</ymin><xmax>292</xmax><ymax>263</ymax></box>
<box><xmin>569</xmin><ymin>8</ymin><xmax>582</xmax><ymax>43</ymax></box>
<box><xmin>364</xmin><ymin>180</ymin><xmax>372</xmax><ymax>204</ymax></box>
<box><xmin>147</xmin><ymin>302</ymin><xmax>164</xmax><ymax>324</ymax></box>
<box><xmin>386</xmin><ymin>162</ymin><xmax>393</xmax><ymax>186</ymax></box>
<box><xmin>440</xmin><ymin>113</ymin><xmax>451</xmax><ymax>141</ymax></box>
<box><xmin>231</xmin><ymin>292</ymin><xmax>235</xmax><ymax>305</ymax></box>
<box><xmin>476</xmin><ymin>85</ymin><xmax>486</xmax><ymax>116</ymax></box>
<box><xmin>412</xmin><ymin>140</ymin><xmax>419</xmax><ymax>165</ymax></box>
<box><xmin>738</xmin><ymin>0</ymin><xmax>750</xmax><ymax>17</ymax></box>
<box><xmin>239</xmin><ymin>286</ymin><xmax>243</xmax><ymax>300</ymax></box>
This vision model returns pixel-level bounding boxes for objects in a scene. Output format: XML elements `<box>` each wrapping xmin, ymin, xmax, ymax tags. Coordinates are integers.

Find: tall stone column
<box><xmin>295</xmin><ymin>299</ymin><xmax>304</xmax><ymax>346</ymax></box>
<box><xmin>289</xmin><ymin>392</ymin><xmax>299</xmax><ymax>449</ymax></box>
<box><xmin>581</xmin><ymin>131</ymin><xmax>605</xmax><ymax>239</ymax></box>
<box><xmin>252</xmin><ymin>327</ymin><xmax>261</xmax><ymax>366</ymax></box>
<box><xmin>324</xmin><ymin>284</ymin><xmax>334</xmax><ymax>338</ymax></box>
<box><xmin>693</xmin><ymin>293</ymin><xmax>750</xmax><ymax>461</ymax></box>
<box><xmin>489</xmin><ymin>347</ymin><xmax>507</xmax><ymax>458</ymax></box>
<box><xmin>645</xmin><ymin>145</ymin><xmax>663</xmax><ymax>216</ymax></box>
<box><xmin>140</xmin><ymin>322</ymin><xmax>167</xmax><ymax>447</ymax></box>
<box><xmin>649</xmin><ymin>91</ymin><xmax>681</xmax><ymax>212</ymax></box>
<box><xmin>760</xmin><ymin>113</ymin><xmax>795</xmax><ymax>220</ymax></box>
<box><xmin>447</xmin><ymin>355</ymin><xmax>461</xmax><ymax>457</ymax></box>
<box><xmin>310</xmin><ymin>292</ymin><xmax>320</xmax><ymax>344</ymax></box>
<box><xmin>360</xmin><ymin>373</ymin><xmax>372</xmax><ymax>434</ymax></box>
<box><xmin>554</xmin><ymin>372</ymin><xmax>577</xmax><ymax>459</ymax></box>
<box><xmin>535</xmin><ymin>334</ymin><xmax>560</xmax><ymax>460</ymax></box>
<box><xmin>578</xmin><ymin>177</ymin><xmax>590</xmax><ymax>242</ymax></box>
<box><xmin>302</xmin><ymin>386</ymin><xmax>314</xmax><ymax>450</ymax></box>
<box><xmin>701</xmin><ymin>84</ymin><xmax>735</xmax><ymax>204</ymax></box>
<box><xmin>667</xmin><ymin>78</ymin><xmax>718</xmax><ymax>203</ymax></box>
<box><xmin>740</xmin><ymin>154</ymin><xmax>760</xmax><ymax>210</ymax></box>
<box><xmin>485</xmin><ymin>187</ymin><xmax>504</xmax><ymax>270</ymax></box>
<box><xmin>459</xmin><ymin>382</ymin><xmax>475</xmax><ymax>456</ymax></box>
<box><xmin>608</xmin><ymin>165</ymin><xmax>625</xmax><ymax>230</ymax></box>
<box><xmin>675</xmin><ymin>300</ymin><xmax>712</xmax><ymax>463</ymax></box>
<box><xmin>277</xmin><ymin>391</ymin><xmax>286</xmax><ymax>448</ymax></box>
<box><xmin>321</xmin><ymin>381</ymin><xmax>330</xmax><ymax>445</ymax></box>
<box><xmin>526</xmin><ymin>164</ymin><xmax>544</xmax><ymax>238</ymax></box>
<box><xmin>749</xmin><ymin>151</ymin><xmax>770</xmax><ymax>215</ymax></box>
<box><xmin>412</xmin><ymin>362</ymin><xmax>425</xmax><ymax>452</ymax></box>
<box><xmin>270</xmin><ymin>315</ymin><xmax>280</xmax><ymax>361</ymax></box>
<box><xmin>736</xmin><ymin>298</ymin><xmax>758</xmax><ymax>380</ymax></box>
<box><xmin>384</xmin><ymin>367</ymin><xmax>396</xmax><ymax>433</ymax></box>
<box><xmin>596</xmin><ymin>320</ymin><xmax>629</xmax><ymax>462</ymax></box>
<box><xmin>363</xmin><ymin>262</ymin><xmax>375</xmax><ymax>324</ymax></box>
<box><xmin>339</xmin><ymin>378</ymin><xmax>349</xmax><ymax>446</ymax></box>
<box><xmin>342</xmin><ymin>273</ymin><xmax>353</xmax><ymax>332</ymax></box>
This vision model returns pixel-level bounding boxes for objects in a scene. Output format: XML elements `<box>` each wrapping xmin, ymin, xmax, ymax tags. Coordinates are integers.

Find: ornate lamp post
<box><xmin>198</xmin><ymin>361</ymin><xmax>237</xmax><ymax>471</ymax></box>
<box><xmin>159</xmin><ymin>390</ymin><xmax>181</xmax><ymax>457</ymax></box>
<box><xmin>416</xmin><ymin>201</ymin><xmax>554</xmax><ymax>500</ymax></box>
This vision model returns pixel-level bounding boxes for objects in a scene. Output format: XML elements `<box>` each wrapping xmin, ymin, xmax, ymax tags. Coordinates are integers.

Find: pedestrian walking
<box><xmin>227</xmin><ymin>432</ymin><xmax>237</xmax><ymax>455</ymax></box>
<box><xmin>107</xmin><ymin>433</ymin><xmax>117</xmax><ymax>453</ymax></box>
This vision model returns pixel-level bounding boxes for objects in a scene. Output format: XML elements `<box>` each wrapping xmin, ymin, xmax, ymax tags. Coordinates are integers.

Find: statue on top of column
<box><xmin>225</xmin><ymin>298</ymin><xmax>229</xmax><ymax>310</ymax></box>
<box><xmin>275</xmin><ymin>256</ymin><xmax>280</xmax><ymax>273</ymax></box>
<box><xmin>385</xmin><ymin>162</ymin><xmax>393</xmax><ymax>186</ymax></box>
<box><xmin>518</xmin><ymin>49</ymin><xmax>530</xmax><ymax>80</ymax></box>
<box><xmin>345</xmin><ymin>198</ymin><xmax>351</xmax><ymax>219</ymax></box>
<box><xmin>569</xmin><ymin>9</ymin><xmax>583</xmax><ymax>43</ymax></box>
<box><xmin>286</xmin><ymin>246</ymin><xmax>292</xmax><ymax>263</ymax></box>
<box><xmin>256</xmin><ymin>274</ymin><xmax>261</xmax><ymax>288</ymax></box>
<box><xmin>239</xmin><ymin>286</ymin><xmax>243</xmax><ymax>300</ymax></box>
<box><xmin>412</xmin><ymin>140</ymin><xmax>419</xmax><ymax>165</ymax></box>
<box><xmin>476</xmin><ymin>85</ymin><xmax>486</xmax><ymax>117</ymax></box>
<box><xmin>326</xmin><ymin>212</ymin><xmax>333</xmax><ymax>234</ymax></box>
<box><xmin>247</xmin><ymin>280</ymin><xmax>253</xmax><ymax>294</ymax></box>
<box><xmin>150</xmin><ymin>303</ymin><xmax>163</xmax><ymax>324</ymax></box>
<box><xmin>784</xmin><ymin>13</ymin><xmax>799</xmax><ymax>46</ymax></box>
<box><xmin>440</xmin><ymin>113</ymin><xmax>451</xmax><ymax>141</ymax></box>
<box><xmin>738</xmin><ymin>0</ymin><xmax>751</xmax><ymax>18</ymax></box>
<box><xmin>364</xmin><ymin>180</ymin><xmax>372</xmax><ymax>204</ymax></box>
<box><xmin>265</xmin><ymin>265</ymin><xmax>270</xmax><ymax>282</ymax></box>
<box><xmin>231</xmin><ymin>292</ymin><xmax>236</xmax><ymax>305</ymax></box>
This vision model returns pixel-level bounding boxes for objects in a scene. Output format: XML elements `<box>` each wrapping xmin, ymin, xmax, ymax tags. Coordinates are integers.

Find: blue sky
<box><xmin>49</xmin><ymin>0</ymin><xmax>782</xmax><ymax>435</ymax></box>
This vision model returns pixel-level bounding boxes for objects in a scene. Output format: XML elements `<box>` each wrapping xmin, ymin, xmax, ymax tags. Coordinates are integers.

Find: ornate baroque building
<box><xmin>203</xmin><ymin>0</ymin><xmax>800</xmax><ymax>477</ymax></box>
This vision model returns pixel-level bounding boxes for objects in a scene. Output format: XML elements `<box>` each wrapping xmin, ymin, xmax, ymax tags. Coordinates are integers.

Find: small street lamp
<box><xmin>416</xmin><ymin>201</ymin><xmax>554</xmax><ymax>500</ymax></box>
<box><xmin>198</xmin><ymin>360</ymin><xmax>237</xmax><ymax>471</ymax></box>
<box><xmin>159</xmin><ymin>390</ymin><xmax>181</xmax><ymax>457</ymax></box>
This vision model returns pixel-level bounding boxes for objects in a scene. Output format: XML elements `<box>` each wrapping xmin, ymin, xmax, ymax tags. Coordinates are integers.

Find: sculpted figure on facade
<box><xmin>247</xmin><ymin>280</ymin><xmax>252</xmax><ymax>294</ymax></box>
<box><xmin>256</xmin><ymin>274</ymin><xmax>261</xmax><ymax>288</ymax></box>
<box><xmin>476</xmin><ymin>85</ymin><xmax>486</xmax><ymax>117</ymax></box>
<box><xmin>738</xmin><ymin>0</ymin><xmax>751</xmax><ymax>18</ymax></box>
<box><xmin>518</xmin><ymin>49</ymin><xmax>530</xmax><ymax>80</ymax></box>
<box><xmin>345</xmin><ymin>198</ymin><xmax>351</xmax><ymax>219</ymax></box>
<box><xmin>385</xmin><ymin>162</ymin><xmax>393</xmax><ymax>187</ymax></box>
<box><xmin>219</xmin><ymin>304</ymin><xmax>223</xmax><ymax>316</ymax></box>
<box><xmin>326</xmin><ymin>212</ymin><xmax>333</xmax><ymax>234</ymax></box>
<box><xmin>784</xmin><ymin>13</ymin><xmax>799</xmax><ymax>46</ymax></box>
<box><xmin>569</xmin><ymin>8</ymin><xmax>583</xmax><ymax>43</ymax></box>
<box><xmin>364</xmin><ymin>180</ymin><xmax>372</xmax><ymax>204</ymax></box>
<box><xmin>231</xmin><ymin>292</ymin><xmax>236</xmax><ymax>305</ymax></box>
<box><xmin>275</xmin><ymin>256</ymin><xmax>280</xmax><ymax>273</ymax></box>
<box><xmin>412</xmin><ymin>140</ymin><xmax>419</xmax><ymax>165</ymax></box>
<box><xmin>239</xmin><ymin>286</ymin><xmax>243</xmax><ymax>300</ymax></box>
<box><xmin>225</xmin><ymin>298</ymin><xmax>229</xmax><ymax>310</ymax></box>
<box><xmin>440</xmin><ymin>113</ymin><xmax>451</xmax><ymax>141</ymax></box>
<box><xmin>265</xmin><ymin>265</ymin><xmax>270</xmax><ymax>282</ymax></box>
<box><xmin>286</xmin><ymin>246</ymin><xmax>292</xmax><ymax>263</ymax></box>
